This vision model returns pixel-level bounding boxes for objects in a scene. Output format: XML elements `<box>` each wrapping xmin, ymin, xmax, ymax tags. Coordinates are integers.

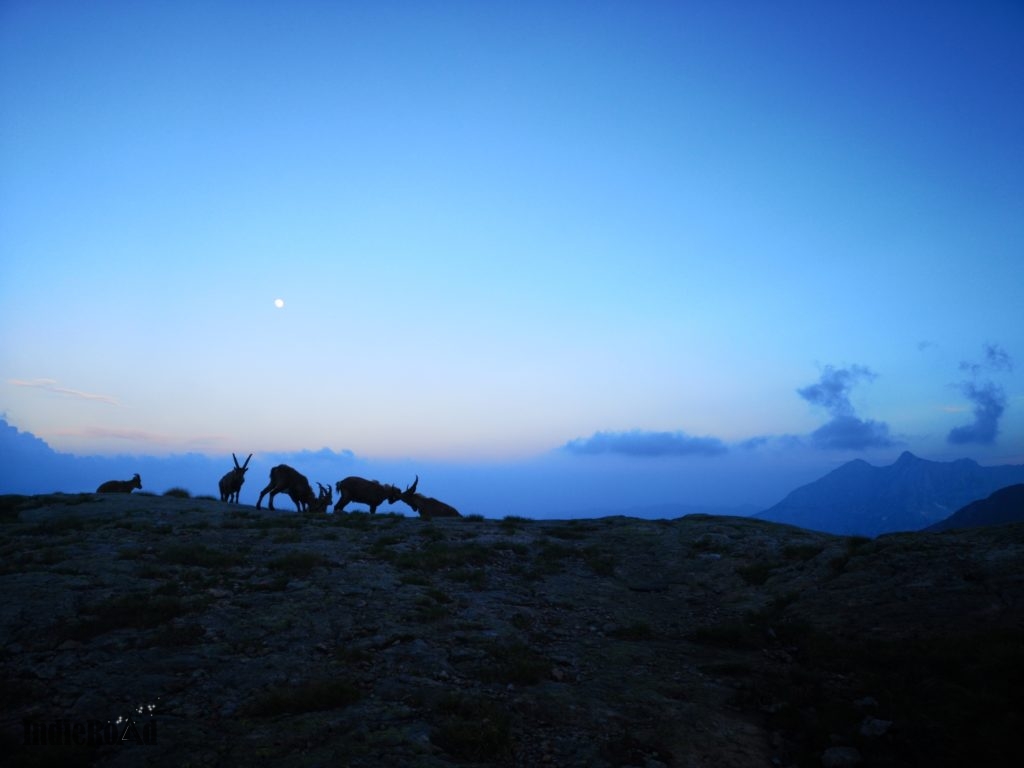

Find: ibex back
<box><xmin>334</xmin><ymin>476</ymin><xmax>404</xmax><ymax>514</ymax></box>
<box><xmin>256</xmin><ymin>464</ymin><xmax>315</xmax><ymax>512</ymax></box>
<box><xmin>96</xmin><ymin>473</ymin><xmax>142</xmax><ymax>494</ymax></box>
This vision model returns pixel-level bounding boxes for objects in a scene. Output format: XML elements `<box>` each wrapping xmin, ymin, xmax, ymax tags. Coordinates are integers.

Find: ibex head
<box><xmin>404</xmin><ymin>475</ymin><xmax>419</xmax><ymax>496</ymax></box>
<box><xmin>233</xmin><ymin>453</ymin><xmax>252</xmax><ymax>474</ymax></box>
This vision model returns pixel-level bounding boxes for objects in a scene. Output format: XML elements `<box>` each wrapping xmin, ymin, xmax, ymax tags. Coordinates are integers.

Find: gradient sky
<box><xmin>1</xmin><ymin>2</ymin><xmax>1022</xmax><ymax>512</ymax></box>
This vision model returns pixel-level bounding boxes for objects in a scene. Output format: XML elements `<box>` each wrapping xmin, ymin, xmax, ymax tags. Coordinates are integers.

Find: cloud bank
<box><xmin>948</xmin><ymin>381</ymin><xmax>1006</xmax><ymax>445</ymax></box>
<box><xmin>563</xmin><ymin>430</ymin><xmax>728</xmax><ymax>457</ymax></box>
<box><xmin>948</xmin><ymin>344</ymin><xmax>1013</xmax><ymax>445</ymax></box>
<box><xmin>797</xmin><ymin>365</ymin><xmax>894</xmax><ymax>450</ymax></box>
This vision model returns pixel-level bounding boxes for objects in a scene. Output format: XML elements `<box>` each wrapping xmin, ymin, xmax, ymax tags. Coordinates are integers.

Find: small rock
<box><xmin>821</xmin><ymin>745</ymin><xmax>862</xmax><ymax>767</ymax></box>
<box><xmin>860</xmin><ymin>717</ymin><xmax>892</xmax><ymax>737</ymax></box>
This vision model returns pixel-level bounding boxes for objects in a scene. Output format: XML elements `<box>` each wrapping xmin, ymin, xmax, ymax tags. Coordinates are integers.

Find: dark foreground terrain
<box><xmin>2</xmin><ymin>494</ymin><xmax>1022</xmax><ymax>767</ymax></box>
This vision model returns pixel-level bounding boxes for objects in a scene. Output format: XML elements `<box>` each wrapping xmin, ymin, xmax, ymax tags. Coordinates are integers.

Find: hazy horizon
<box><xmin>4</xmin><ymin>416</ymin><xmax>1023</xmax><ymax>520</ymax></box>
<box><xmin>2</xmin><ymin>3</ymin><xmax>1021</xmax><ymax>509</ymax></box>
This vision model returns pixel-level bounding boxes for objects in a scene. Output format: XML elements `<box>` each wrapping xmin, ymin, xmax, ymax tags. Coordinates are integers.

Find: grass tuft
<box><xmin>242</xmin><ymin>678</ymin><xmax>361</xmax><ymax>716</ymax></box>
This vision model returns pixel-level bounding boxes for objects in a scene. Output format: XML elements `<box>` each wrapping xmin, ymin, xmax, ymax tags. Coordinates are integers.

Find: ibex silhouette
<box><xmin>219</xmin><ymin>453</ymin><xmax>252</xmax><ymax>503</ymax></box>
<box><xmin>96</xmin><ymin>473</ymin><xmax>142</xmax><ymax>494</ymax></box>
<box><xmin>256</xmin><ymin>464</ymin><xmax>315</xmax><ymax>512</ymax></box>
<box><xmin>333</xmin><ymin>476</ymin><xmax>404</xmax><ymax>514</ymax></box>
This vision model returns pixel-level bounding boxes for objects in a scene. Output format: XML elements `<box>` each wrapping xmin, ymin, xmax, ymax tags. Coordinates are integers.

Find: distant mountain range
<box><xmin>927</xmin><ymin>484</ymin><xmax>1024</xmax><ymax>533</ymax></box>
<box><xmin>756</xmin><ymin>451</ymin><xmax>1024</xmax><ymax>537</ymax></box>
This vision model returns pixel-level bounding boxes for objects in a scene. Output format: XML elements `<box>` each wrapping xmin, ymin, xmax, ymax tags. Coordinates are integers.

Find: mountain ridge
<box><xmin>756</xmin><ymin>451</ymin><xmax>1024</xmax><ymax>536</ymax></box>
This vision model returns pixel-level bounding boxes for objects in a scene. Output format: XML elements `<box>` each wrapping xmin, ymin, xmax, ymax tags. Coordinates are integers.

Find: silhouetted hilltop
<box><xmin>2</xmin><ymin>493</ymin><xmax>1023</xmax><ymax>766</ymax></box>
<box><xmin>756</xmin><ymin>451</ymin><xmax>1024</xmax><ymax>536</ymax></box>
<box><xmin>927</xmin><ymin>483</ymin><xmax>1024</xmax><ymax>532</ymax></box>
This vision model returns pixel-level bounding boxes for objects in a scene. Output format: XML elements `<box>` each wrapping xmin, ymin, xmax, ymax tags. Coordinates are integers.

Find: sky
<box><xmin>1</xmin><ymin>1</ymin><xmax>1022</xmax><ymax>516</ymax></box>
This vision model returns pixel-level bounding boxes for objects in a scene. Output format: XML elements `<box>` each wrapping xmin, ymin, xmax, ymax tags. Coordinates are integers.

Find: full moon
<box><xmin>274</xmin><ymin>298</ymin><xmax>284</xmax><ymax>309</ymax></box>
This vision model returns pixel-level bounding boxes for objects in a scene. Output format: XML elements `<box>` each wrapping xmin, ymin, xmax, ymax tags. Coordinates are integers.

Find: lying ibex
<box><xmin>334</xmin><ymin>476</ymin><xmax>403</xmax><ymax>514</ymax></box>
<box><xmin>256</xmin><ymin>464</ymin><xmax>315</xmax><ymax>512</ymax></box>
<box><xmin>219</xmin><ymin>453</ymin><xmax>252</xmax><ymax>503</ymax></box>
<box><xmin>399</xmin><ymin>475</ymin><xmax>461</xmax><ymax>519</ymax></box>
<box><xmin>307</xmin><ymin>482</ymin><xmax>333</xmax><ymax>514</ymax></box>
<box><xmin>96</xmin><ymin>473</ymin><xmax>142</xmax><ymax>494</ymax></box>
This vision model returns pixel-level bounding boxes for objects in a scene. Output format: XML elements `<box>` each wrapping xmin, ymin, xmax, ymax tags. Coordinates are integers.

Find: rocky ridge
<box><xmin>757</xmin><ymin>451</ymin><xmax>1024</xmax><ymax>536</ymax></box>
<box><xmin>2</xmin><ymin>493</ymin><xmax>1023</xmax><ymax>767</ymax></box>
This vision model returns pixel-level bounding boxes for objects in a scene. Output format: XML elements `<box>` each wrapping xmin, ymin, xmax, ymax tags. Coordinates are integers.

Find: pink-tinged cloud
<box><xmin>9</xmin><ymin>378</ymin><xmax>121</xmax><ymax>406</ymax></box>
<box><xmin>49</xmin><ymin>426</ymin><xmax>227</xmax><ymax>448</ymax></box>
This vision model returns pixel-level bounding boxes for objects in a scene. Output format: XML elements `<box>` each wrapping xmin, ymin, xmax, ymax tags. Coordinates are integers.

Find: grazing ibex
<box><xmin>399</xmin><ymin>476</ymin><xmax>461</xmax><ymax>519</ymax></box>
<box><xmin>256</xmin><ymin>464</ymin><xmax>315</xmax><ymax>512</ymax></box>
<box><xmin>96</xmin><ymin>473</ymin><xmax>142</xmax><ymax>494</ymax></box>
<box><xmin>307</xmin><ymin>482</ymin><xmax>333</xmax><ymax>514</ymax></box>
<box><xmin>218</xmin><ymin>453</ymin><xmax>252</xmax><ymax>503</ymax></box>
<box><xmin>334</xmin><ymin>476</ymin><xmax>403</xmax><ymax>514</ymax></box>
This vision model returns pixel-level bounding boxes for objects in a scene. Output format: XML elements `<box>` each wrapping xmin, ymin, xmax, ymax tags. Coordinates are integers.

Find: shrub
<box><xmin>159</xmin><ymin>543</ymin><xmax>245</xmax><ymax>568</ymax></box>
<box><xmin>242</xmin><ymin>679</ymin><xmax>360</xmax><ymax>716</ymax></box>
<box><xmin>736</xmin><ymin>561</ymin><xmax>775</xmax><ymax>585</ymax></box>
<box><xmin>64</xmin><ymin>593</ymin><xmax>190</xmax><ymax>641</ymax></box>
<box><xmin>267</xmin><ymin>551</ymin><xmax>327</xmax><ymax>577</ymax></box>
<box><xmin>608</xmin><ymin>621</ymin><xmax>654</xmax><ymax>640</ymax></box>
<box><xmin>431</xmin><ymin>694</ymin><xmax>511</xmax><ymax>761</ymax></box>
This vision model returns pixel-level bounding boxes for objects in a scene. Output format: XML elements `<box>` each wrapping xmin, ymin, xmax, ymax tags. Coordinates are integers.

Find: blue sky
<box><xmin>1</xmin><ymin>1</ymin><xmax>1022</xmax><ymax>515</ymax></box>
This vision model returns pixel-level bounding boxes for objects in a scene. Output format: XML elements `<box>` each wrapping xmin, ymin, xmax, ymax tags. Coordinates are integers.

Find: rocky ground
<box><xmin>1</xmin><ymin>492</ymin><xmax>1022</xmax><ymax>767</ymax></box>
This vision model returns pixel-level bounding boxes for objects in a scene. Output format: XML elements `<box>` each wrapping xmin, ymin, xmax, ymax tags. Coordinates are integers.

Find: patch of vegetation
<box><xmin>0</xmin><ymin>495</ymin><xmax>23</xmax><ymax>523</ymax></box>
<box><xmin>687</xmin><ymin>619</ymin><xmax>764</xmax><ymax>650</ymax></box>
<box><xmin>250</xmin><ymin>574</ymin><xmax>290</xmax><ymax>592</ymax></box>
<box><xmin>162</xmin><ymin>487</ymin><xmax>191</xmax><ymax>499</ymax></box>
<box><xmin>117</xmin><ymin>546</ymin><xmax>145</xmax><ymax>560</ymax></box>
<box><xmin>398</xmin><ymin>572</ymin><xmax>431</xmax><ymax>586</ymax></box>
<box><xmin>63</xmin><ymin>593</ymin><xmax>191</xmax><ymax>641</ymax></box>
<box><xmin>547</xmin><ymin>526</ymin><xmax>587</xmax><ymax>540</ymax></box>
<box><xmin>147</xmin><ymin>621</ymin><xmax>206</xmax><ymax>647</ymax></box>
<box><xmin>267</xmin><ymin>551</ymin><xmax>328</xmax><ymax>577</ymax></box>
<box><xmin>689</xmin><ymin>534</ymin><xmax>724</xmax><ymax>553</ymax></box>
<box><xmin>608</xmin><ymin>621</ymin><xmax>655</xmax><ymax>641</ymax></box>
<box><xmin>159</xmin><ymin>543</ymin><xmax>245</xmax><ymax>568</ymax></box>
<box><xmin>736</xmin><ymin>561</ymin><xmax>776</xmax><ymax>585</ymax></box>
<box><xmin>368</xmin><ymin>534</ymin><xmax>403</xmax><ymax>557</ymax></box>
<box><xmin>1</xmin><ymin>493</ymin><xmax>98</xmax><ymax>520</ymax></box>
<box><xmin>334</xmin><ymin>646</ymin><xmax>371</xmax><ymax>665</ymax></box>
<box><xmin>413</xmin><ymin>598</ymin><xmax>451</xmax><ymax>623</ymax></box>
<box><xmin>583</xmin><ymin>546</ymin><xmax>617</xmax><ymax>576</ymax></box>
<box><xmin>446</xmin><ymin>567</ymin><xmax>487</xmax><ymax>589</ymax></box>
<box><xmin>23</xmin><ymin>514</ymin><xmax>107</xmax><ymax>536</ymax></box>
<box><xmin>417</xmin><ymin>524</ymin><xmax>445</xmax><ymax>542</ymax></box>
<box><xmin>530</xmin><ymin>541</ymin><xmax>576</xmax><ymax>576</ymax></box>
<box><xmin>241</xmin><ymin>678</ymin><xmax>361</xmax><ymax>717</ymax></box>
<box><xmin>476</xmin><ymin>639</ymin><xmax>550</xmax><ymax>686</ymax></box>
<box><xmin>271</xmin><ymin>530</ymin><xmax>301</xmax><ymax>543</ymax></box>
<box><xmin>430</xmin><ymin>693</ymin><xmax>511</xmax><ymax>761</ymax></box>
<box><xmin>499</xmin><ymin>515</ymin><xmax>530</xmax><ymax>534</ymax></box>
<box><xmin>493</xmin><ymin>540</ymin><xmax>529</xmax><ymax>557</ymax></box>
<box><xmin>392</xmin><ymin>541</ymin><xmax>495</xmax><ymax>572</ymax></box>
<box><xmin>247</xmin><ymin>515</ymin><xmax>303</xmax><ymax>530</ymax></box>
<box><xmin>330</xmin><ymin>512</ymin><xmax>375</xmax><ymax>530</ymax></box>
<box><xmin>464</xmin><ymin>513</ymin><xmax>486</xmax><ymax>522</ymax></box>
<box><xmin>782</xmin><ymin>543</ymin><xmax>824</xmax><ymax>561</ymax></box>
